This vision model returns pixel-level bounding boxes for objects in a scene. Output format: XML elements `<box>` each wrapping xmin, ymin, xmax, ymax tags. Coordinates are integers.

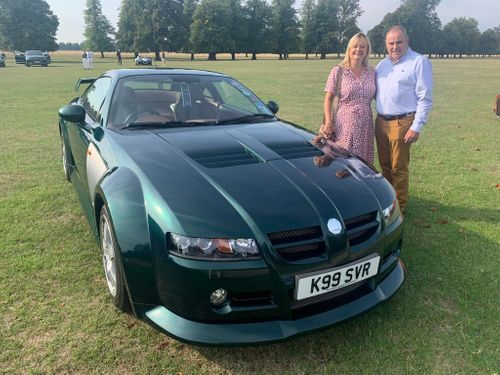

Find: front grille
<box><xmin>344</xmin><ymin>211</ymin><xmax>379</xmax><ymax>247</ymax></box>
<box><xmin>268</xmin><ymin>226</ymin><xmax>325</xmax><ymax>261</ymax></box>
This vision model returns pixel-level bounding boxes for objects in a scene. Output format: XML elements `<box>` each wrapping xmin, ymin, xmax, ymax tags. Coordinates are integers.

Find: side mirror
<box><xmin>266</xmin><ymin>100</ymin><xmax>279</xmax><ymax>114</ymax></box>
<box><xmin>59</xmin><ymin>104</ymin><xmax>86</xmax><ymax>123</ymax></box>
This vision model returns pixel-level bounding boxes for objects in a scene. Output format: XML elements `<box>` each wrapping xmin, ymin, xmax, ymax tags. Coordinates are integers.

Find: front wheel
<box><xmin>99</xmin><ymin>205</ymin><xmax>131</xmax><ymax>312</ymax></box>
<box><xmin>60</xmin><ymin>134</ymin><xmax>71</xmax><ymax>182</ymax></box>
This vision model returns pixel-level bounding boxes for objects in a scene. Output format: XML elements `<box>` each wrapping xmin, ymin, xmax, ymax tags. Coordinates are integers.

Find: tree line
<box><xmin>1</xmin><ymin>0</ymin><xmax>499</xmax><ymax>59</ymax></box>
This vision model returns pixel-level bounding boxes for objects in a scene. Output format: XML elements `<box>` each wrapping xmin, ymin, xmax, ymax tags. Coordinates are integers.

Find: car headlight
<box><xmin>169</xmin><ymin>234</ymin><xmax>260</xmax><ymax>260</ymax></box>
<box><xmin>383</xmin><ymin>198</ymin><xmax>402</xmax><ymax>226</ymax></box>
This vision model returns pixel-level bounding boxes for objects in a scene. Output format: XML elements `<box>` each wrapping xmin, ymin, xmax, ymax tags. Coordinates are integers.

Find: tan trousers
<box><xmin>375</xmin><ymin>115</ymin><xmax>414</xmax><ymax>212</ymax></box>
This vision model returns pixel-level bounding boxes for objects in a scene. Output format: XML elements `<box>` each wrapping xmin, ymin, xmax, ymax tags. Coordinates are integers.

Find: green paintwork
<box><xmin>59</xmin><ymin>69</ymin><xmax>405</xmax><ymax>345</ymax></box>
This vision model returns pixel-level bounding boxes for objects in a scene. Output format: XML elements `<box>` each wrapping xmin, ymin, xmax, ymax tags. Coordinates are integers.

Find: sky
<box><xmin>46</xmin><ymin>0</ymin><xmax>500</xmax><ymax>43</ymax></box>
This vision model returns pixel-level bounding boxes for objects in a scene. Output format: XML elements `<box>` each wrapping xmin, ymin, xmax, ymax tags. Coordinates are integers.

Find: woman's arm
<box><xmin>322</xmin><ymin>91</ymin><xmax>335</xmax><ymax>138</ymax></box>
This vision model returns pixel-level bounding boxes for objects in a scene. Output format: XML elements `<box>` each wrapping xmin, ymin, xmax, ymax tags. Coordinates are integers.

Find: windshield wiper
<box><xmin>121</xmin><ymin>120</ymin><xmax>187</xmax><ymax>130</ymax></box>
<box><xmin>216</xmin><ymin>113</ymin><xmax>276</xmax><ymax>125</ymax></box>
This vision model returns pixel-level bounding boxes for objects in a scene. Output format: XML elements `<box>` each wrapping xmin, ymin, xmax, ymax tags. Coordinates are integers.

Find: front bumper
<box><xmin>139</xmin><ymin>258</ymin><xmax>405</xmax><ymax>345</ymax></box>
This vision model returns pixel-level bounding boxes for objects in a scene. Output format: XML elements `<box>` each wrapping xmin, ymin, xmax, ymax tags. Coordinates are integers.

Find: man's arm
<box><xmin>410</xmin><ymin>57</ymin><xmax>433</xmax><ymax>134</ymax></box>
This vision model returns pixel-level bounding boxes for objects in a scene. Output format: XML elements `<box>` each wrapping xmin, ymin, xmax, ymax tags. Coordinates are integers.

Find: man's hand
<box><xmin>404</xmin><ymin>129</ymin><xmax>420</xmax><ymax>143</ymax></box>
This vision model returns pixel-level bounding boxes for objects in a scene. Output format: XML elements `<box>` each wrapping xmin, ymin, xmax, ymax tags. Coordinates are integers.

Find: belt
<box><xmin>378</xmin><ymin>112</ymin><xmax>416</xmax><ymax>121</ymax></box>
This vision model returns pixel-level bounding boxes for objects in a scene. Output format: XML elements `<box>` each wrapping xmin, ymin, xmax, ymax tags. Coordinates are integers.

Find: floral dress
<box><xmin>324</xmin><ymin>65</ymin><xmax>376</xmax><ymax>164</ymax></box>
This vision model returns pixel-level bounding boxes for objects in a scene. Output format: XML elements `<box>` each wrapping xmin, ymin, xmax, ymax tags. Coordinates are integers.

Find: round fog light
<box><xmin>210</xmin><ymin>289</ymin><xmax>228</xmax><ymax>306</ymax></box>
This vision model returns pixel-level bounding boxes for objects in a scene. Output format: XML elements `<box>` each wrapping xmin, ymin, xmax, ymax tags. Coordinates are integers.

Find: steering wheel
<box><xmin>124</xmin><ymin>108</ymin><xmax>162</xmax><ymax>124</ymax></box>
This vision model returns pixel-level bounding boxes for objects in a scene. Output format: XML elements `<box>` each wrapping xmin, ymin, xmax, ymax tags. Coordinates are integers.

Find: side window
<box><xmin>80</xmin><ymin>77</ymin><xmax>112</xmax><ymax>121</ymax></box>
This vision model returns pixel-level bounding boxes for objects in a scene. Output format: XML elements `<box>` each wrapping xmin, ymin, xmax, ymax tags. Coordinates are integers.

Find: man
<box><xmin>375</xmin><ymin>25</ymin><xmax>433</xmax><ymax>213</ymax></box>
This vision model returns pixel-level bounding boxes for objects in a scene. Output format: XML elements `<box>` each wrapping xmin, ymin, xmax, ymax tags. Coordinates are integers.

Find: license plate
<box><xmin>295</xmin><ymin>254</ymin><xmax>380</xmax><ymax>300</ymax></box>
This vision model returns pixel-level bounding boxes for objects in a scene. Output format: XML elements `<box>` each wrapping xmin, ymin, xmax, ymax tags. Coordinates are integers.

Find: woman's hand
<box><xmin>321</xmin><ymin>121</ymin><xmax>336</xmax><ymax>140</ymax></box>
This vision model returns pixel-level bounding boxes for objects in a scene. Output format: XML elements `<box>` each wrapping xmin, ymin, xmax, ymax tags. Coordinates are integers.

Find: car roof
<box><xmin>107</xmin><ymin>68</ymin><xmax>228</xmax><ymax>79</ymax></box>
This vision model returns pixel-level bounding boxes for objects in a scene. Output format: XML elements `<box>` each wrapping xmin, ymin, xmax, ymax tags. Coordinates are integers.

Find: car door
<box><xmin>67</xmin><ymin>77</ymin><xmax>111</xmax><ymax>215</ymax></box>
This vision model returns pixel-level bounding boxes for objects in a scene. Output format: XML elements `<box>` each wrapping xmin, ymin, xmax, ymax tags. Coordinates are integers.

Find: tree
<box><xmin>442</xmin><ymin>17</ymin><xmax>481</xmax><ymax>58</ymax></box>
<box><xmin>116</xmin><ymin>0</ymin><xmax>184</xmax><ymax>59</ymax></box>
<box><xmin>190</xmin><ymin>0</ymin><xmax>237</xmax><ymax>60</ymax></box>
<box><xmin>0</xmin><ymin>0</ymin><xmax>58</xmax><ymax>51</ymax></box>
<box><xmin>335</xmin><ymin>0</ymin><xmax>362</xmax><ymax>57</ymax></box>
<box><xmin>269</xmin><ymin>0</ymin><xmax>300</xmax><ymax>59</ymax></box>
<box><xmin>367</xmin><ymin>24</ymin><xmax>385</xmax><ymax>56</ymax></box>
<box><xmin>479</xmin><ymin>29</ymin><xmax>498</xmax><ymax>57</ymax></box>
<box><xmin>180</xmin><ymin>0</ymin><xmax>199</xmax><ymax>60</ymax></box>
<box><xmin>368</xmin><ymin>0</ymin><xmax>442</xmax><ymax>56</ymax></box>
<box><xmin>58</xmin><ymin>42</ymin><xmax>84</xmax><ymax>51</ymax></box>
<box><xmin>226</xmin><ymin>0</ymin><xmax>245</xmax><ymax>60</ymax></box>
<box><xmin>116</xmin><ymin>0</ymin><xmax>143</xmax><ymax>52</ymax></box>
<box><xmin>313</xmin><ymin>0</ymin><xmax>339</xmax><ymax>59</ymax></box>
<box><xmin>243</xmin><ymin>0</ymin><xmax>272</xmax><ymax>60</ymax></box>
<box><xmin>83</xmin><ymin>0</ymin><xmax>115</xmax><ymax>57</ymax></box>
<box><xmin>299</xmin><ymin>0</ymin><xmax>317</xmax><ymax>59</ymax></box>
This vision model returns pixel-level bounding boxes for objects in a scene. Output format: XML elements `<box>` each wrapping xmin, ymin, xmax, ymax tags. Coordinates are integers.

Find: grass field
<box><xmin>0</xmin><ymin>52</ymin><xmax>498</xmax><ymax>374</ymax></box>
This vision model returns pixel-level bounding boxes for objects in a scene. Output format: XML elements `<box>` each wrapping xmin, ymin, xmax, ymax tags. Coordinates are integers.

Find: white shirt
<box><xmin>376</xmin><ymin>48</ymin><xmax>433</xmax><ymax>133</ymax></box>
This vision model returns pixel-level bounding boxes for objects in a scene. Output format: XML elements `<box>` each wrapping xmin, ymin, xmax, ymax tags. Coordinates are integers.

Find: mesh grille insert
<box><xmin>267</xmin><ymin>226</ymin><xmax>325</xmax><ymax>261</ymax></box>
<box><xmin>268</xmin><ymin>226</ymin><xmax>322</xmax><ymax>245</ymax></box>
<box><xmin>344</xmin><ymin>211</ymin><xmax>379</xmax><ymax>247</ymax></box>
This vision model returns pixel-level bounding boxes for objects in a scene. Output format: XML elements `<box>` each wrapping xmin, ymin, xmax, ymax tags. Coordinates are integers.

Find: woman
<box><xmin>322</xmin><ymin>33</ymin><xmax>376</xmax><ymax>164</ymax></box>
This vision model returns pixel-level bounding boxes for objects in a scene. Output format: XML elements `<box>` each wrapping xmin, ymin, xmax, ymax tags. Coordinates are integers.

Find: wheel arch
<box><xmin>94</xmin><ymin>167</ymin><xmax>160</xmax><ymax>307</ymax></box>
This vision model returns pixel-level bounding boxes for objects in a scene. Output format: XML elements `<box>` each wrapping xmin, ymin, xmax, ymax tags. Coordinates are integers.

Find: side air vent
<box><xmin>268</xmin><ymin>226</ymin><xmax>325</xmax><ymax>261</ymax></box>
<box><xmin>271</xmin><ymin>142</ymin><xmax>323</xmax><ymax>160</ymax></box>
<box><xmin>344</xmin><ymin>211</ymin><xmax>379</xmax><ymax>247</ymax></box>
<box><xmin>191</xmin><ymin>149</ymin><xmax>261</xmax><ymax>168</ymax></box>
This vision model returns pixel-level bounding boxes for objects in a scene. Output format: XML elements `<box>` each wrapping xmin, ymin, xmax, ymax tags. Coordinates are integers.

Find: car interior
<box><xmin>108</xmin><ymin>78</ymin><xmax>245</xmax><ymax>128</ymax></box>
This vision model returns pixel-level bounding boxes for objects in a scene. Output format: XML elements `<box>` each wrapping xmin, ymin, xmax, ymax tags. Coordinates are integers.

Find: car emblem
<box><xmin>327</xmin><ymin>218</ymin><xmax>342</xmax><ymax>235</ymax></box>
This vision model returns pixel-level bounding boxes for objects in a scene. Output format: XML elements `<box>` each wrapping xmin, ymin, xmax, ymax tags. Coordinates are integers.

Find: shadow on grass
<box><xmin>189</xmin><ymin>196</ymin><xmax>499</xmax><ymax>373</ymax></box>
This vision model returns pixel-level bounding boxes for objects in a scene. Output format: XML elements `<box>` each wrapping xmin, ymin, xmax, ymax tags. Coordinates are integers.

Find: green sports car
<box><xmin>58</xmin><ymin>69</ymin><xmax>405</xmax><ymax>345</ymax></box>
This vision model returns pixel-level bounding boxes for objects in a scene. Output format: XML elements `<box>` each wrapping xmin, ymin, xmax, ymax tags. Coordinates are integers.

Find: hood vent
<box><xmin>270</xmin><ymin>142</ymin><xmax>323</xmax><ymax>160</ymax></box>
<box><xmin>190</xmin><ymin>148</ymin><xmax>261</xmax><ymax>168</ymax></box>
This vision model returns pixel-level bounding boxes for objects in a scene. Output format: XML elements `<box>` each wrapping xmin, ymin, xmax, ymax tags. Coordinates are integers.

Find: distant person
<box><xmin>87</xmin><ymin>50</ymin><xmax>93</xmax><ymax>69</ymax></box>
<box><xmin>375</xmin><ymin>25</ymin><xmax>433</xmax><ymax>213</ymax></box>
<box><xmin>82</xmin><ymin>51</ymin><xmax>87</xmax><ymax>69</ymax></box>
<box><xmin>116</xmin><ymin>50</ymin><xmax>122</xmax><ymax>66</ymax></box>
<box><xmin>321</xmin><ymin>32</ymin><xmax>376</xmax><ymax>164</ymax></box>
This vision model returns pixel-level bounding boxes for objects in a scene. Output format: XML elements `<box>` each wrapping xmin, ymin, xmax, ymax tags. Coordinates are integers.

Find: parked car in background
<box><xmin>134</xmin><ymin>55</ymin><xmax>153</xmax><ymax>66</ymax></box>
<box><xmin>25</xmin><ymin>50</ymin><xmax>48</xmax><ymax>67</ymax></box>
<box><xmin>0</xmin><ymin>52</ymin><xmax>5</xmax><ymax>67</ymax></box>
<box><xmin>14</xmin><ymin>50</ymin><xmax>25</xmax><ymax>64</ymax></box>
<box><xmin>57</xmin><ymin>68</ymin><xmax>405</xmax><ymax>345</ymax></box>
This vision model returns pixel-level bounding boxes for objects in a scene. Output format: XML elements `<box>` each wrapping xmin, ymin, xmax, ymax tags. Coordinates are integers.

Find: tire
<box><xmin>60</xmin><ymin>134</ymin><xmax>71</xmax><ymax>182</ymax></box>
<box><xmin>26</xmin><ymin>62</ymin><xmax>31</xmax><ymax>67</ymax></box>
<box><xmin>99</xmin><ymin>205</ymin><xmax>131</xmax><ymax>312</ymax></box>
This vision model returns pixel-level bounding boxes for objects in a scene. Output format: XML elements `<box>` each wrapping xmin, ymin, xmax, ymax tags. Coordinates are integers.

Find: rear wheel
<box><xmin>99</xmin><ymin>205</ymin><xmax>131</xmax><ymax>312</ymax></box>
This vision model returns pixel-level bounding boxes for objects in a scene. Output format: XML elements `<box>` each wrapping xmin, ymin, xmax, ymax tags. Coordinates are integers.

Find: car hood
<box><xmin>111</xmin><ymin>121</ymin><xmax>393</xmax><ymax>240</ymax></box>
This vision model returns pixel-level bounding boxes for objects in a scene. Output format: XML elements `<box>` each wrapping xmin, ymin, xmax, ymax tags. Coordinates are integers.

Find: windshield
<box><xmin>107</xmin><ymin>74</ymin><xmax>275</xmax><ymax>129</ymax></box>
<box><xmin>25</xmin><ymin>50</ymin><xmax>43</xmax><ymax>56</ymax></box>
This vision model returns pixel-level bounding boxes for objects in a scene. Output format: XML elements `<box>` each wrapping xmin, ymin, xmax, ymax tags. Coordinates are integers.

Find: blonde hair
<box><xmin>341</xmin><ymin>32</ymin><xmax>371</xmax><ymax>68</ymax></box>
